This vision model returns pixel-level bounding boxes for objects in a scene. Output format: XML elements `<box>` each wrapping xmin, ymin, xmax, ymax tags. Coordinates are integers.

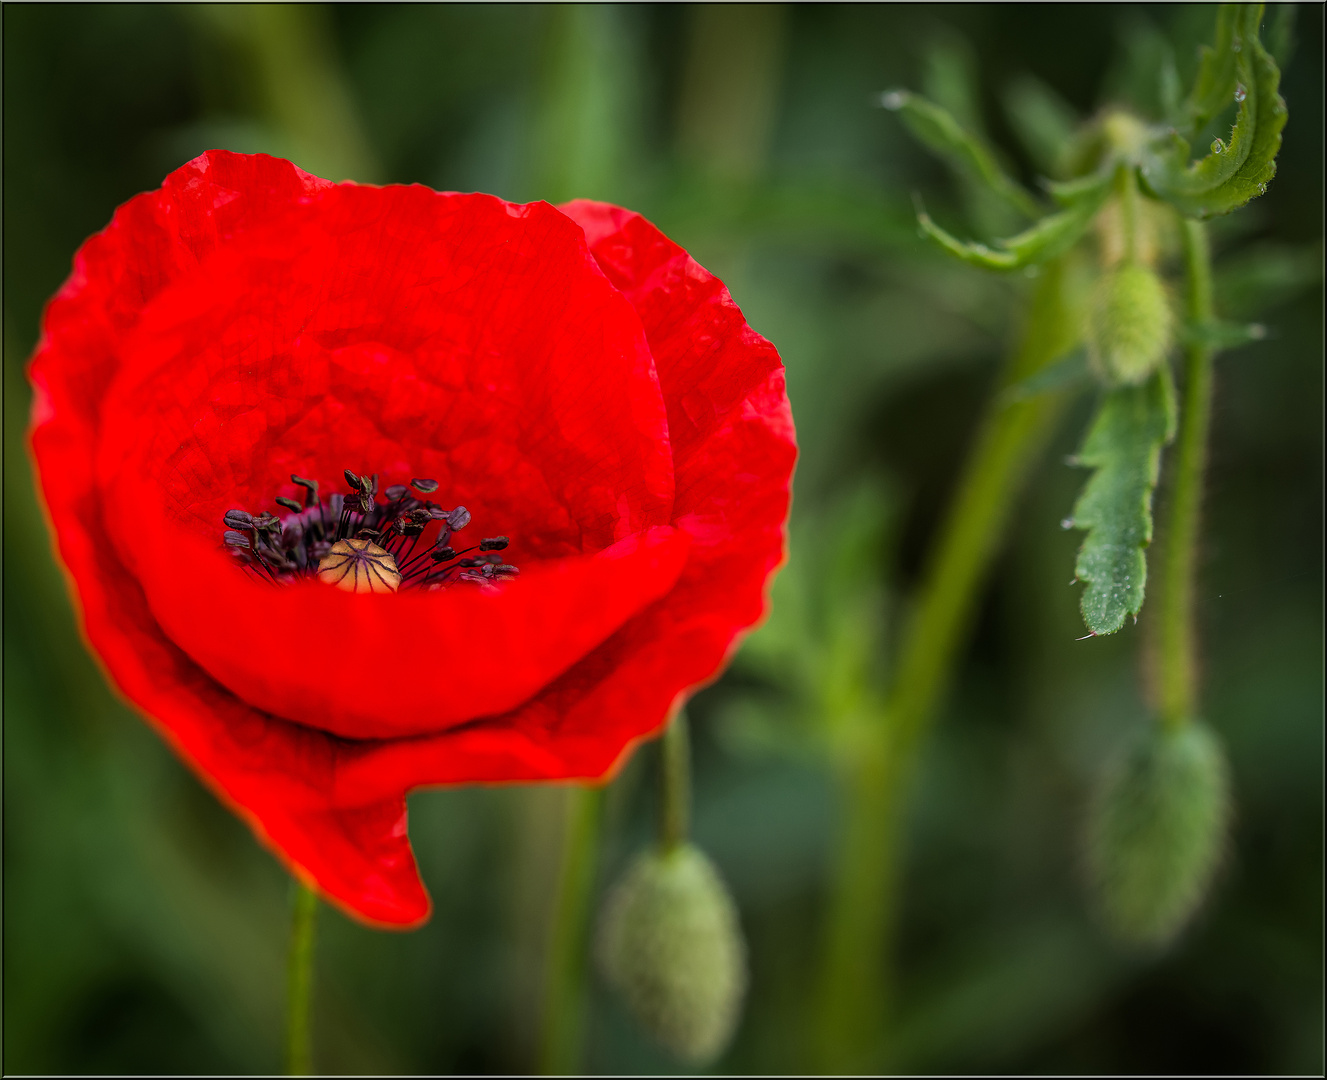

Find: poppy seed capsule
<box><xmin>596</xmin><ymin>844</ymin><xmax>747</xmax><ymax>1066</ymax></box>
<box><xmin>1087</xmin><ymin>263</ymin><xmax>1174</xmax><ymax>386</ymax></box>
<box><xmin>1086</xmin><ymin>720</ymin><xmax>1230</xmax><ymax>946</ymax></box>
<box><xmin>316</xmin><ymin>538</ymin><xmax>401</xmax><ymax>594</ymax></box>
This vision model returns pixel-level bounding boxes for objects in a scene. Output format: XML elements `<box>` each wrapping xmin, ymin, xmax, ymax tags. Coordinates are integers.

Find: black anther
<box><xmin>445</xmin><ymin>507</ymin><xmax>472</xmax><ymax>530</ymax></box>
<box><xmin>224</xmin><ymin>509</ymin><xmax>254</xmax><ymax>530</ymax></box>
<box><xmin>410</xmin><ymin>478</ymin><xmax>439</xmax><ymax>494</ymax></box>
<box><xmin>479</xmin><ymin>536</ymin><xmax>509</xmax><ymax>551</ymax></box>
<box><xmin>276</xmin><ymin>497</ymin><xmax>303</xmax><ymax>512</ymax></box>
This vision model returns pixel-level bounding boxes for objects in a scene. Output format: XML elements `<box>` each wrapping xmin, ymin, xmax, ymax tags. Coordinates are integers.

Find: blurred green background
<box><xmin>4</xmin><ymin>3</ymin><xmax>1322</xmax><ymax>1074</ymax></box>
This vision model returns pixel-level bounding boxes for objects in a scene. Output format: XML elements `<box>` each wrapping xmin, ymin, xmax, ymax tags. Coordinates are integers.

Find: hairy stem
<box><xmin>660</xmin><ymin>711</ymin><xmax>691</xmax><ymax>852</ymax></box>
<box><xmin>285</xmin><ymin>881</ymin><xmax>318</xmax><ymax>1076</ymax></box>
<box><xmin>1156</xmin><ymin>219</ymin><xmax>1215</xmax><ymax>728</ymax></box>
<box><xmin>813</xmin><ymin>257</ymin><xmax>1086</xmax><ymax>1072</ymax></box>
<box><xmin>536</xmin><ymin>785</ymin><xmax>604</xmax><ymax>1075</ymax></box>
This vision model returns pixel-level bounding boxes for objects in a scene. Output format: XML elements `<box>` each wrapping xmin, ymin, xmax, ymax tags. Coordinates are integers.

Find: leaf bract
<box><xmin>881</xmin><ymin>89</ymin><xmax>1042</xmax><ymax>218</ymax></box>
<box><xmin>1141</xmin><ymin>4</ymin><xmax>1286</xmax><ymax>218</ymax></box>
<box><xmin>1068</xmin><ymin>366</ymin><xmax>1177</xmax><ymax>635</ymax></box>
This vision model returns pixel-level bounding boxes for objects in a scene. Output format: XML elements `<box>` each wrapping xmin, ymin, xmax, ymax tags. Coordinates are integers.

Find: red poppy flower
<box><xmin>26</xmin><ymin>151</ymin><xmax>796</xmax><ymax>927</ymax></box>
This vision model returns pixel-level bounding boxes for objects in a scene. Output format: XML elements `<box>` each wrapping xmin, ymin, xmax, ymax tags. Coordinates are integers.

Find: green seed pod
<box><xmin>597</xmin><ymin>844</ymin><xmax>747</xmax><ymax>1065</ymax></box>
<box><xmin>1087</xmin><ymin>262</ymin><xmax>1174</xmax><ymax>386</ymax></box>
<box><xmin>1087</xmin><ymin>720</ymin><xmax>1230</xmax><ymax>946</ymax></box>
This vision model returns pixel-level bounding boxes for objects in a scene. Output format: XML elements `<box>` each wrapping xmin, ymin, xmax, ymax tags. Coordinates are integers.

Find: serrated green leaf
<box><xmin>1142</xmin><ymin>4</ymin><xmax>1286</xmax><ymax>218</ymax></box>
<box><xmin>881</xmin><ymin>89</ymin><xmax>1042</xmax><ymax>218</ymax></box>
<box><xmin>1068</xmin><ymin>367</ymin><xmax>1177</xmax><ymax>635</ymax></box>
<box><xmin>916</xmin><ymin>174</ymin><xmax>1108</xmax><ymax>272</ymax></box>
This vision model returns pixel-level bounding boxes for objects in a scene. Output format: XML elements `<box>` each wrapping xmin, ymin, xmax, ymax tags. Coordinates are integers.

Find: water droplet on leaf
<box><xmin>1234</xmin><ymin>83</ymin><xmax>1247</xmax><ymax>103</ymax></box>
<box><xmin>1061</xmin><ymin>518</ymin><xmax>1075</xmax><ymax>530</ymax></box>
<box><xmin>878</xmin><ymin>90</ymin><xmax>907</xmax><ymax>111</ymax></box>
<box><xmin>1210</xmin><ymin>138</ymin><xmax>1225</xmax><ymax>154</ymax></box>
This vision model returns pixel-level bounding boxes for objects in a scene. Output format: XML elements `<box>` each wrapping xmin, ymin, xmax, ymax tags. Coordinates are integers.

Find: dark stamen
<box><xmin>219</xmin><ymin>467</ymin><xmax>517</xmax><ymax>592</ymax></box>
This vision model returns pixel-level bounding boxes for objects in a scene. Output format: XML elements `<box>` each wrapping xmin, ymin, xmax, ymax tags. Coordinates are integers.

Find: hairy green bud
<box><xmin>597</xmin><ymin>844</ymin><xmax>747</xmax><ymax>1065</ymax></box>
<box><xmin>1087</xmin><ymin>262</ymin><xmax>1174</xmax><ymax>386</ymax></box>
<box><xmin>1087</xmin><ymin>720</ymin><xmax>1230</xmax><ymax>946</ymax></box>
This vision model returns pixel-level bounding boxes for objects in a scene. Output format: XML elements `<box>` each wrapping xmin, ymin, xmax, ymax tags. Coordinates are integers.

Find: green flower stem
<box><xmin>813</xmin><ymin>257</ymin><xmax>1086</xmax><ymax>1072</ymax></box>
<box><xmin>660</xmin><ymin>711</ymin><xmax>691</xmax><ymax>852</ymax></box>
<box><xmin>1156</xmin><ymin>219</ymin><xmax>1215</xmax><ymax>729</ymax></box>
<box><xmin>285</xmin><ymin>881</ymin><xmax>318</xmax><ymax>1076</ymax></box>
<box><xmin>536</xmin><ymin>784</ymin><xmax>605</xmax><ymax>1075</ymax></box>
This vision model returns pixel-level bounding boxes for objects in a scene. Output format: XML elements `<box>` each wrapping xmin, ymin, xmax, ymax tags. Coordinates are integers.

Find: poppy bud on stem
<box><xmin>596</xmin><ymin>712</ymin><xmax>748</xmax><ymax>1066</ymax></box>
<box><xmin>1084</xmin><ymin>215</ymin><xmax>1232</xmax><ymax>947</ymax></box>
<box><xmin>1087</xmin><ymin>720</ymin><xmax>1229</xmax><ymax>944</ymax></box>
<box><xmin>1088</xmin><ymin>164</ymin><xmax>1174</xmax><ymax>386</ymax></box>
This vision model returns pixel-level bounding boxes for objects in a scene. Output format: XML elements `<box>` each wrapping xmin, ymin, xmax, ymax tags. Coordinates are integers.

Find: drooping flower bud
<box><xmin>1087</xmin><ymin>262</ymin><xmax>1174</xmax><ymax>386</ymax></box>
<box><xmin>597</xmin><ymin>843</ymin><xmax>747</xmax><ymax>1065</ymax></box>
<box><xmin>1087</xmin><ymin>720</ymin><xmax>1230</xmax><ymax>946</ymax></box>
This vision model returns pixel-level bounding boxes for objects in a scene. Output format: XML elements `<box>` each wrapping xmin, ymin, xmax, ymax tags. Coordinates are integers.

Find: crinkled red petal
<box><xmin>27</xmin><ymin>153</ymin><xmax>796</xmax><ymax>926</ymax></box>
<box><xmin>331</xmin><ymin>202</ymin><xmax>796</xmax><ymax>796</ymax></box>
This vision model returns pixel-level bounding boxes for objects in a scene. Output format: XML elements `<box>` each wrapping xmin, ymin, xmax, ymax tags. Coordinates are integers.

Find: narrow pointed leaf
<box><xmin>881</xmin><ymin>89</ymin><xmax>1042</xmax><ymax>218</ymax></box>
<box><xmin>1068</xmin><ymin>367</ymin><xmax>1177</xmax><ymax>635</ymax></box>
<box><xmin>1043</xmin><ymin>168</ymin><xmax>1114</xmax><ymax>208</ymax></box>
<box><xmin>1179</xmin><ymin>319</ymin><xmax>1268</xmax><ymax>349</ymax></box>
<box><xmin>916</xmin><ymin>174</ymin><xmax>1107</xmax><ymax>271</ymax></box>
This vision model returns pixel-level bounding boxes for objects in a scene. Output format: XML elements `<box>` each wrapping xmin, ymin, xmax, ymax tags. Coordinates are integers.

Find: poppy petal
<box><xmin>27</xmin><ymin>157</ymin><xmax>795</xmax><ymax>925</ymax></box>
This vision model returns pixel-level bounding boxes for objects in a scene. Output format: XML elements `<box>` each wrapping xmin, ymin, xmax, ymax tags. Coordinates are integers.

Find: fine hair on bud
<box><xmin>596</xmin><ymin>843</ymin><xmax>747</xmax><ymax>1065</ymax></box>
<box><xmin>1086</xmin><ymin>720</ymin><xmax>1231</xmax><ymax>946</ymax></box>
<box><xmin>1087</xmin><ymin>262</ymin><xmax>1173</xmax><ymax>386</ymax></box>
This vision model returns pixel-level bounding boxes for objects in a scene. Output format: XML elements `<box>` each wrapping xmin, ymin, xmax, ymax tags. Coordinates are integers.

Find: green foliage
<box><xmin>721</xmin><ymin>477</ymin><xmax>896</xmax><ymax>762</ymax></box>
<box><xmin>596</xmin><ymin>845</ymin><xmax>747</xmax><ymax>1065</ymax></box>
<box><xmin>1068</xmin><ymin>368</ymin><xmax>1177</xmax><ymax>636</ymax></box>
<box><xmin>1001</xmin><ymin>347</ymin><xmax>1089</xmax><ymax>403</ymax></box>
<box><xmin>1141</xmin><ymin>4</ymin><xmax>1287</xmax><ymax>218</ymax></box>
<box><xmin>879</xmin><ymin>89</ymin><xmax>1041</xmax><ymax>218</ymax></box>
<box><xmin>1183</xmin><ymin>4</ymin><xmax>1246</xmax><ymax>135</ymax></box>
<box><xmin>1178</xmin><ymin>318</ymin><xmax>1267</xmax><ymax>349</ymax></box>
<box><xmin>915</xmin><ymin>169</ymin><xmax>1110</xmax><ymax>272</ymax></box>
<box><xmin>1087</xmin><ymin>263</ymin><xmax>1175</xmax><ymax>385</ymax></box>
<box><xmin>1002</xmin><ymin>75</ymin><xmax>1080</xmax><ymax>177</ymax></box>
<box><xmin>1087</xmin><ymin>721</ymin><xmax>1231</xmax><ymax>945</ymax></box>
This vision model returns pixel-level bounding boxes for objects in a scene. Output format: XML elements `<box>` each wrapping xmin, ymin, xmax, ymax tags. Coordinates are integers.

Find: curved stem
<box><xmin>660</xmin><ymin>710</ymin><xmax>691</xmax><ymax>852</ymax></box>
<box><xmin>536</xmin><ymin>784</ymin><xmax>604</xmax><ymax>1075</ymax></box>
<box><xmin>285</xmin><ymin>880</ymin><xmax>318</xmax><ymax>1076</ymax></box>
<box><xmin>1156</xmin><ymin>219</ymin><xmax>1215</xmax><ymax>729</ymax></box>
<box><xmin>813</xmin><ymin>257</ymin><xmax>1086</xmax><ymax>1072</ymax></box>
